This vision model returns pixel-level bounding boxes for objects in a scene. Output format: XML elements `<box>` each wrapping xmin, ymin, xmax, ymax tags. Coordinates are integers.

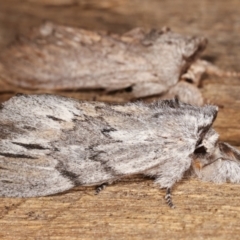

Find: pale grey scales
<box><xmin>0</xmin><ymin>94</ymin><xmax>239</xmax><ymax>207</ymax></box>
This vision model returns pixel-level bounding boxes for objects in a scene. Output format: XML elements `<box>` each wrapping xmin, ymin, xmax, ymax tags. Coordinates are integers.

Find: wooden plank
<box><xmin>1</xmin><ymin>178</ymin><xmax>240</xmax><ymax>239</ymax></box>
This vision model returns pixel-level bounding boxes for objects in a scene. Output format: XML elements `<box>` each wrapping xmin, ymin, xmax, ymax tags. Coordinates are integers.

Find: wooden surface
<box><xmin>0</xmin><ymin>1</ymin><xmax>240</xmax><ymax>239</ymax></box>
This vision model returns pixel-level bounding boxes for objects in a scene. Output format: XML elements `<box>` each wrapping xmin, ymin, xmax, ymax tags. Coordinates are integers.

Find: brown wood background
<box><xmin>0</xmin><ymin>1</ymin><xmax>240</xmax><ymax>239</ymax></box>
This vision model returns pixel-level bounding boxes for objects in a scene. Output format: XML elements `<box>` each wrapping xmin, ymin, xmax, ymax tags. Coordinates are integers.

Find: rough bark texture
<box><xmin>0</xmin><ymin>0</ymin><xmax>240</xmax><ymax>240</ymax></box>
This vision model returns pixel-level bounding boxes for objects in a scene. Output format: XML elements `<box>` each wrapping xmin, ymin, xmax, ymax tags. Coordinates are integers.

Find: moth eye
<box><xmin>194</xmin><ymin>146</ymin><xmax>207</xmax><ymax>155</ymax></box>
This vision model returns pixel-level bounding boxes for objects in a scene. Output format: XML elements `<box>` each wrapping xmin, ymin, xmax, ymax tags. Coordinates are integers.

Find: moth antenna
<box><xmin>95</xmin><ymin>183</ymin><xmax>108</xmax><ymax>195</ymax></box>
<box><xmin>165</xmin><ymin>188</ymin><xmax>175</xmax><ymax>209</ymax></box>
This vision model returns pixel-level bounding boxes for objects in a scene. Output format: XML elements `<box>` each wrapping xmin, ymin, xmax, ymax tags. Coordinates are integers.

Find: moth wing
<box><xmin>0</xmin><ymin>156</ymin><xmax>74</xmax><ymax>197</ymax></box>
<box><xmin>0</xmin><ymin>22</ymin><xmax>206</xmax><ymax>99</ymax></box>
<box><xmin>0</xmin><ymin>95</ymin><xmax>84</xmax><ymax>197</ymax></box>
<box><xmin>69</xmin><ymin>101</ymin><xmax>200</xmax><ymax>177</ymax></box>
<box><xmin>0</xmin><ymin>96</ymin><xmax>218</xmax><ymax>197</ymax></box>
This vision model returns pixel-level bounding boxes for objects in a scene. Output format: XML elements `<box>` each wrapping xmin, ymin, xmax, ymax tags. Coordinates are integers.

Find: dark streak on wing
<box><xmin>79</xmin><ymin>114</ymin><xmax>97</xmax><ymax>123</ymax></box>
<box><xmin>0</xmin><ymin>123</ymin><xmax>25</xmax><ymax>139</ymax></box>
<box><xmin>12</xmin><ymin>142</ymin><xmax>50</xmax><ymax>150</ymax></box>
<box><xmin>195</xmin><ymin>123</ymin><xmax>212</xmax><ymax>148</ymax></box>
<box><xmin>94</xmin><ymin>106</ymin><xmax>105</xmax><ymax>111</ymax></box>
<box><xmin>197</xmin><ymin>124</ymin><xmax>210</xmax><ymax>133</ymax></box>
<box><xmin>196</xmin><ymin>117</ymin><xmax>215</xmax><ymax>147</ymax></box>
<box><xmin>0</xmin><ymin>166</ymin><xmax>9</xmax><ymax>170</ymax></box>
<box><xmin>102</xmin><ymin>165</ymin><xmax>118</xmax><ymax>176</ymax></box>
<box><xmin>22</xmin><ymin>125</ymin><xmax>37</xmax><ymax>131</ymax></box>
<box><xmin>87</xmin><ymin>147</ymin><xmax>120</xmax><ymax>176</ymax></box>
<box><xmin>55</xmin><ymin>162</ymin><xmax>81</xmax><ymax>186</ymax></box>
<box><xmin>101</xmin><ymin>128</ymin><xmax>117</xmax><ymax>133</ymax></box>
<box><xmin>196</xmin><ymin>108</ymin><xmax>218</xmax><ymax>146</ymax></box>
<box><xmin>72</xmin><ymin>112</ymin><xmax>81</xmax><ymax>117</ymax></box>
<box><xmin>1</xmin><ymin>180</ymin><xmax>13</xmax><ymax>183</ymax></box>
<box><xmin>0</xmin><ymin>152</ymin><xmax>36</xmax><ymax>159</ymax></box>
<box><xmin>88</xmin><ymin>151</ymin><xmax>106</xmax><ymax>161</ymax></box>
<box><xmin>101</xmin><ymin>127</ymin><xmax>117</xmax><ymax>137</ymax></box>
<box><xmin>46</xmin><ymin>115</ymin><xmax>65</xmax><ymax>122</ymax></box>
<box><xmin>80</xmin><ymin>114</ymin><xmax>118</xmax><ymax>138</ymax></box>
<box><xmin>212</xmin><ymin>108</ymin><xmax>218</xmax><ymax>122</ymax></box>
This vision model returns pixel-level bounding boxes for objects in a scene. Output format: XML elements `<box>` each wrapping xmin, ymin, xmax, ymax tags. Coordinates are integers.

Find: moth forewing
<box><xmin>0</xmin><ymin>94</ymin><xmax>237</xmax><ymax>208</ymax></box>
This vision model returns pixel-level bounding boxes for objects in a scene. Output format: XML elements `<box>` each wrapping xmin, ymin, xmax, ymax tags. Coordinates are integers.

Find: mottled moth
<box><xmin>0</xmin><ymin>94</ymin><xmax>240</xmax><ymax>208</ymax></box>
<box><xmin>0</xmin><ymin>22</ymin><xmax>208</xmax><ymax>105</ymax></box>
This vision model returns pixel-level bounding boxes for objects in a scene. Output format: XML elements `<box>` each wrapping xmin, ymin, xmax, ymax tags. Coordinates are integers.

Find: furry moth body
<box><xmin>1</xmin><ymin>95</ymin><xmax>240</xmax><ymax>208</ymax></box>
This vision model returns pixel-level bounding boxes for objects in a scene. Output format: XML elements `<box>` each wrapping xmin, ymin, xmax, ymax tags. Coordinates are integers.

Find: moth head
<box><xmin>180</xmin><ymin>36</ymin><xmax>207</xmax><ymax>61</ymax></box>
<box><xmin>142</xmin><ymin>29</ymin><xmax>207</xmax><ymax>59</ymax></box>
<box><xmin>192</xmin><ymin>129</ymin><xmax>240</xmax><ymax>184</ymax></box>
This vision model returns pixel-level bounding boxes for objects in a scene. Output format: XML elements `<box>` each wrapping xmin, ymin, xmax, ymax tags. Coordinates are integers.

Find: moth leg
<box><xmin>165</xmin><ymin>188</ymin><xmax>175</xmax><ymax>209</ymax></box>
<box><xmin>95</xmin><ymin>183</ymin><xmax>108</xmax><ymax>195</ymax></box>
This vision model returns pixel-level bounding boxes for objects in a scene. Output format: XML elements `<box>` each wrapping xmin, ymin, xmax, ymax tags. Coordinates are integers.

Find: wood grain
<box><xmin>0</xmin><ymin>1</ymin><xmax>240</xmax><ymax>239</ymax></box>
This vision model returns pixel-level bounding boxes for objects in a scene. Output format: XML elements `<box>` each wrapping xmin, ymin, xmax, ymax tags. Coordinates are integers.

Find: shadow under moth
<box><xmin>1</xmin><ymin>94</ymin><xmax>240</xmax><ymax>208</ymax></box>
<box><xmin>0</xmin><ymin>21</ymin><xmax>213</xmax><ymax>105</ymax></box>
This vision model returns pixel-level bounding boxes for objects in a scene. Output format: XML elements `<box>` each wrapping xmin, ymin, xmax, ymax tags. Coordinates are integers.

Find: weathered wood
<box><xmin>0</xmin><ymin>1</ymin><xmax>240</xmax><ymax>240</ymax></box>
